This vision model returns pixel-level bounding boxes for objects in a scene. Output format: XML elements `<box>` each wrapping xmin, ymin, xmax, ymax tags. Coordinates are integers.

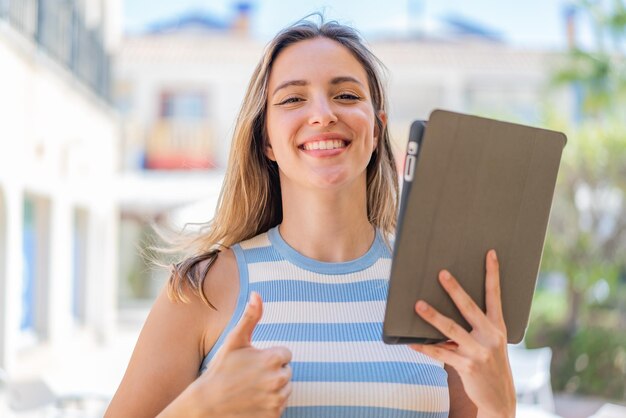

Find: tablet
<box><xmin>383</xmin><ymin>109</ymin><xmax>567</xmax><ymax>344</ymax></box>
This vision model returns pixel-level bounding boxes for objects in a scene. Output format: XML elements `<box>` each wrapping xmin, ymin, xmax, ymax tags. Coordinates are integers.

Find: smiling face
<box><xmin>265</xmin><ymin>37</ymin><xmax>381</xmax><ymax>193</ymax></box>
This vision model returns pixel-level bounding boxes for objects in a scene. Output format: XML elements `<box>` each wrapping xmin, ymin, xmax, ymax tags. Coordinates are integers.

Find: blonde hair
<box><xmin>167</xmin><ymin>15</ymin><xmax>399</xmax><ymax>307</ymax></box>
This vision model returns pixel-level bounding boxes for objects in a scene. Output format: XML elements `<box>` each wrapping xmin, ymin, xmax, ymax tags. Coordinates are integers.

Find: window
<box><xmin>160</xmin><ymin>91</ymin><xmax>208</xmax><ymax>120</ymax></box>
<box><xmin>20</xmin><ymin>195</ymin><xmax>50</xmax><ymax>344</ymax></box>
<box><xmin>21</xmin><ymin>197</ymin><xmax>36</xmax><ymax>332</ymax></box>
<box><xmin>72</xmin><ymin>209</ymin><xmax>88</xmax><ymax>324</ymax></box>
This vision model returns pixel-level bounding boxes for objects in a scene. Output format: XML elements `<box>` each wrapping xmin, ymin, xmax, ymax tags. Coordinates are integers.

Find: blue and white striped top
<box><xmin>201</xmin><ymin>226</ymin><xmax>450</xmax><ymax>418</ymax></box>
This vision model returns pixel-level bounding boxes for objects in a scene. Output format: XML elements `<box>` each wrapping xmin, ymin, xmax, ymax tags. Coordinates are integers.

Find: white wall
<box><xmin>0</xmin><ymin>21</ymin><xmax>120</xmax><ymax>372</ymax></box>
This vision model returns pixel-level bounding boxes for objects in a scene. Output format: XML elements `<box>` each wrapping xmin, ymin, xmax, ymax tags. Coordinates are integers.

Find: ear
<box><xmin>264</xmin><ymin>138</ymin><xmax>276</xmax><ymax>162</ymax></box>
<box><xmin>373</xmin><ymin>110</ymin><xmax>387</xmax><ymax>149</ymax></box>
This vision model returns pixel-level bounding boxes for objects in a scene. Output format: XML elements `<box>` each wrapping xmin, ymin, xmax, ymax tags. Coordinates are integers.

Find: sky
<box><xmin>123</xmin><ymin>0</ymin><xmax>582</xmax><ymax>50</ymax></box>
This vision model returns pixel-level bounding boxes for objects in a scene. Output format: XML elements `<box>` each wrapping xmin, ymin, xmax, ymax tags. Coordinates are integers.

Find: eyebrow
<box><xmin>271</xmin><ymin>76</ymin><xmax>365</xmax><ymax>97</ymax></box>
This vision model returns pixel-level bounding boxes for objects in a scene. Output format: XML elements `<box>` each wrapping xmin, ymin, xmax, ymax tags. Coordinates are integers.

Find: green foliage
<box><xmin>552</xmin><ymin>0</ymin><xmax>626</xmax><ymax>116</ymax></box>
<box><xmin>534</xmin><ymin>114</ymin><xmax>626</xmax><ymax>398</ymax></box>
<box><xmin>528</xmin><ymin>321</ymin><xmax>626</xmax><ymax>400</ymax></box>
<box><xmin>527</xmin><ymin>288</ymin><xmax>568</xmax><ymax>325</ymax></box>
<box><xmin>541</xmin><ymin>116</ymin><xmax>626</xmax><ymax>292</ymax></box>
<box><xmin>531</xmin><ymin>0</ymin><xmax>626</xmax><ymax>401</ymax></box>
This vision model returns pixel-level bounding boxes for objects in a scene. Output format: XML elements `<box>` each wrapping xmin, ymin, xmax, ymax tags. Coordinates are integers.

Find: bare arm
<box><xmin>105</xmin><ymin>250</ymin><xmax>239</xmax><ymax>417</ymax></box>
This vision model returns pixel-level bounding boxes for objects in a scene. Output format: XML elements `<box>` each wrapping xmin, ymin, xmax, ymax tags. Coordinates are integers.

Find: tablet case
<box><xmin>383</xmin><ymin>109</ymin><xmax>567</xmax><ymax>344</ymax></box>
<box><xmin>398</xmin><ymin>120</ymin><xmax>426</xmax><ymax>224</ymax></box>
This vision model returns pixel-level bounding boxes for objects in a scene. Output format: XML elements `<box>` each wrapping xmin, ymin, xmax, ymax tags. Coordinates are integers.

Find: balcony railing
<box><xmin>144</xmin><ymin>120</ymin><xmax>216</xmax><ymax>170</ymax></box>
<box><xmin>0</xmin><ymin>0</ymin><xmax>111</xmax><ymax>102</ymax></box>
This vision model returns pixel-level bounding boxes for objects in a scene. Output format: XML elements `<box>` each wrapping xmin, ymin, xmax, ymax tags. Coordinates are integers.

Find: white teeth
<box><xmin>302</xmin><ymin>140</ymin><xmax>347</xmax><ymax>151</ymax></box>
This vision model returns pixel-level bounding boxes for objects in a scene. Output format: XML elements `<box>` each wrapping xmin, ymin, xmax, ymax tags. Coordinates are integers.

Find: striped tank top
<box><xmin>201</xmin><ymin>226</ymin><xmax>450</xmax><ymax>418</ymax></box>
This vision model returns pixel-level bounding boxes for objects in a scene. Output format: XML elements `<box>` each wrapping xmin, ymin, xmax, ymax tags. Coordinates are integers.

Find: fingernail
<box><xmin>440</xmin><ymin>270</ymin><xmax>451</xmax><ymax>281</ymax></box>
<box><xmin>416</xmin><ymin>301</ymin><xmax>428</xmax><ymax>312</ymax></box>
<box><xmin>491</xmin><ymin>250</ymin><xmax>498</xmax><ymax>261</ymax></box>
<box><xmin>249</xmin><ymin>292</ymin><xmax>258</xmax><ymax>308</ymax></box>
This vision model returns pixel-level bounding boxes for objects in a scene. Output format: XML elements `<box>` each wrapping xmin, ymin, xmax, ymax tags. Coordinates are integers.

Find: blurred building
<box><xmin>116</xmin><ymin>6</ymin><xmax>568</xmax><ymax>170</ymax></box>
<box><xmin>0</xmin><ymin>0</ymin><xmax>122</xmax><ymax>374</ymax></box>
<box><xmin>374</xmin><ymin>38</ymin><xmax>565</xmax><ymax>151</ymax></box>
<box><xmin>112</xmin><ymin>5</ymin><xmax>570</xmax><ymax>303</ymax></box>
<box><xmin>115</xmin><ymin>3</ymin><xmax>259</xmax><ymax>171</ymax></box>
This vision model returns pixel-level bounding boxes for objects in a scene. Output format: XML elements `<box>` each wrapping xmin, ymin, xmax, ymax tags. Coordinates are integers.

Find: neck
<box><xmin>278</xmin><ymin>177</ymin><xmax>375</xmax><ymax>262</ymax></box>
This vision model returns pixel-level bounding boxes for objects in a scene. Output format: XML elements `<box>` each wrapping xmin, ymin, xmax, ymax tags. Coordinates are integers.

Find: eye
<box><xmin>335</xmin><ymin>93</ymin><xmax>361</xmax><ymax>101</ymax></box>
<box><xmin>277</xmin><ymin>96</ymin><xmax>304</xmax><ymax>105</ymax></box>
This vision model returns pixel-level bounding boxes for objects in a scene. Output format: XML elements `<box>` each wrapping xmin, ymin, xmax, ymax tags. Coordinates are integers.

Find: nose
<box><xmin>307</xmin><ymin>96</ymin><xmax>338</xmax><ymax>127</ymax></box>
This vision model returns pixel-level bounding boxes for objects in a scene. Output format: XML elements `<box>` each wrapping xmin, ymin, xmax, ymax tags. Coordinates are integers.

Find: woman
<box><xmin>106</xmin><ymin>16</ymin><xmax>516</xmax><ymax>418</ymax></box>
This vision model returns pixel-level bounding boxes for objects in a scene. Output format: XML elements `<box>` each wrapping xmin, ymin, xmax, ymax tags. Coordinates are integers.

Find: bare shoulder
<box><xmin>105</xmin><ymin>248</ymin><xmax>240</xmax><ymax>418</ymax></box>
<box><xmin>200</xmin><ymin>247</ymin><xmax>239</xmax><ymax>309</ymax></box>
<box><xmin>149</xmin><ymin>247</ymin><xmax>240</xmax><ymax>357</ymax></box>
<box><xmin>145</xmin><ymin>247</ymin><xmax>241</xmax><ymax>362</ymax></box>
<box><xmin>199</xmin><ymin>248</ymin><xmax>240</xmax><ymax>354</ymax></box>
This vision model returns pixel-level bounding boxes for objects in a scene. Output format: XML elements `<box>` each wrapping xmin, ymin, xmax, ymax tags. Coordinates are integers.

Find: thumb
<box><xmin>222</xmin><ymin>292</ymin><xmax>263</xmax><ymax>351</ymax></box>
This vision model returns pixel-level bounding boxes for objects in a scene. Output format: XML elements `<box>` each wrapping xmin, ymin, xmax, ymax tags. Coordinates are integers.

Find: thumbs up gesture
<box><xmin>189</xmin><ymin>292</ymin><xmax>293</xmax><ymax>418</ymax></box>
